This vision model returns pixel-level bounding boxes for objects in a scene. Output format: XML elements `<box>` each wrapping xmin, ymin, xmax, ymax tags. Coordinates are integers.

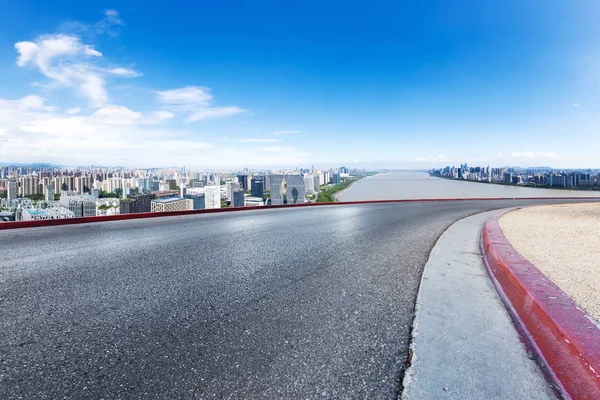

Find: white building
<box><xmin>226</xmin><ymin>181</ymin><xmax>241</xmax><ymax>201</ymax></box>
<box><xmin>59</xmin><ymin>194</ymin><xmax>97</xmax><ymax>218</ymax></box>
<box><xmin>304</xmin><ymin>175</ymin><xmax>317</xmax><ymax>195</ymax></box>
<box><xmin>187</xmin><ymin>186</ymin><xmax>221</xmax><ymax>209</ymax></box>
<box><xmin>95</xmin><ymin>198</ymin><xmax>120</xmax><ymax>216</ymax></box>
<box><xmin>150</xmin><ymin>198</ymin><xmax>193</xmax><ymax>213</ymax></box>
<box><xmin>22</xmin><ymin>207</ymin><xmax>75</xmax><ymax>221</ymax></box>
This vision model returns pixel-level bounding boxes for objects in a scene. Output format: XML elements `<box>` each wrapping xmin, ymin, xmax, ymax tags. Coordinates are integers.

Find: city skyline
<box><xmin>2</xmin><ymin>2</ymin><xmax>600</xmax><ymax>168</ymax></box>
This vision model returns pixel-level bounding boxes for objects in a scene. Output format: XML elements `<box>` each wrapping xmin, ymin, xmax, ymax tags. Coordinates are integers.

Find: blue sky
<box><xmin>1</xmin><ymin>1</ymin><xmax>600</xmax><ymax>168</ymax></box>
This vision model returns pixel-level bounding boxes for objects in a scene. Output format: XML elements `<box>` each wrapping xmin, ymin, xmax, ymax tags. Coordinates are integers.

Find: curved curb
<box><xmin>2</xmin><ymin>196</ymin><xmax>600</xmax><ymax>231</ymax></box>
<box><xmin>481</xmin><ymin>209</ymin><xmax>600</xmax><ymax>400</ymax></box>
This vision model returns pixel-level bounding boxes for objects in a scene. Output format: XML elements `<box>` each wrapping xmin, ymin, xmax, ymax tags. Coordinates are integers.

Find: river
<box><xmin>336</xmin><ymin>171</ymin><xmax>600</xmax><ymax>201</ymax></box>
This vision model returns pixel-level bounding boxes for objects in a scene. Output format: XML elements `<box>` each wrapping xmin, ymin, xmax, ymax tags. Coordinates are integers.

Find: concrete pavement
<box><xmin>1</xmin><ymin>199</ymin><xmax>598</xmax><ymax>399</ymax></box>
<box><xmin>402</xmin><ymin>210</ymin><xmax>557</xmax><ymax>399</ymax></box>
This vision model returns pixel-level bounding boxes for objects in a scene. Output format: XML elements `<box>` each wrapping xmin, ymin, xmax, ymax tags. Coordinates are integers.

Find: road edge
<box><xmin>481</xmin><ymin>209</ymin><xmax>600</xmax><ymax>400</ymax></box>
<box><xmin>4</xmin><ymin>197</ymin><xmax>600</xmax><ymax>231</ymax></box>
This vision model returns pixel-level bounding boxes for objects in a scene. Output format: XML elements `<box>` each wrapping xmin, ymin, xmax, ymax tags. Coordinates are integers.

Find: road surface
<box><xmin>0</xmin><ymin>199</ymin><xmax>595</xmax><ymax>399</ymax></box>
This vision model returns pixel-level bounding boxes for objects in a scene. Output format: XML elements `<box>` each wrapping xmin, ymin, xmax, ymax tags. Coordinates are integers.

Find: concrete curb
<box><xmin>3</xmin><ymin>197</ymin><xmax>600</xmax><ymax>231</ymax></box>
<box><xmin>481</xmin><ymin>209</ymin><xmax>600</xmax><ymax>400</ymax></box>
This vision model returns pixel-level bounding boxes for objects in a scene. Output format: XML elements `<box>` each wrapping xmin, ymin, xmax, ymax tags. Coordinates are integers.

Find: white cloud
<box><xmin>91</xmin><ymin>105</ymin><xmax>144</xmax><ymax>124</ymax></box>
<box><xmin>107</xmin><ymin>67</ymin><xmax>141</xmax><ymax>77</ymax></box>
<box><xmin>187</xmin><ymin>106</ymin><xmax>245</xmax><ymax>122</ymax></box>
<box><xmin>510</xmin><ymin>151</ymin><xmax>561</xmax><ymax>159</ymax></box>
<box><xmin>157</xmin><ymin>86</ymin><xmax>245</xmax><ymax>122</ymax></box>
<box><xmin>573</xmin><ymin>103</ymin><xmax>580</xmax><ymax>107</ymax></box>
<box><xmin>144</xmin><ymin>110</ymin><xmax>175</xmax><ymax>124</ymax></box>
<box><xmin>0</xmin><ymin>95</ymin><xmax>216</xmax><ymax>166</ymax></box>
<box><xmin>272</xmin><ymin>130</ymin><xmax>302</xmax><ymax>136</ymax></box>
<box><xmin>96</xmin><ymin>9</ymin><xmax>124</xmax><ymax>37</ymax></box>
<box><xmin>263</xmin><ymin>146</ymin><xmax>295</xmax><ymax>152</ymax></box>
<box><xmin>157</xmin><ymin>86</ymin><xmax>212</xmax><ymax>107</ymax></box>
<box><xmin>65</xmin><ymin>107</ymin><xmax>81</xmax><ymax>114</ymax></box>
<box><xmin>14</xmin><ymin>34</ymin><xmax>139</xmax><ymax>107</ymax></box>
<box><xmin>237</xmin><ymin>138</ymin><xmax>278</xmax><ymax>143</ymax></box>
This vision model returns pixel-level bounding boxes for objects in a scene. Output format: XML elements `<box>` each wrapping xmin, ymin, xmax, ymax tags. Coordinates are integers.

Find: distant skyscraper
<box><xmin>184</xmin><ymin>193</ymin><xmax>205</xmax><ymax>210</ymax></box>
<box><xmin>44</xmin><ymin>186</ymin><xmax>54</xmax><ymax>202</ymax></box>
<box><xmin>226</xmin><ymin>181</ymin><xmax>241</xmax><ymax>200</ymax></box>
<box><xmin>270</xmin><ymin>175</ymin><xmax>285</xmax><ymax>205</ymax></box>
<box><xmin>285</xmin><ymin>175</ymin><xmax>306</xmax><ymax>204</ymax></box>
<box><xmin>251</xmin><ymin>178</ymin><xmax>264</xmax><ymax>198</ymax></box>
<box><xmin>237</xmin><ymin>174</ymin><xmax>249</xmax><ymax>190</ymax></box>
<box><xmin>332</xmin><ymin>173</ymin><xmax>341</xmax><ymax>185</ymax></box>
<box><xmin>7</xmin><ymin>180</ymin><xmax>17</xmax><ymax>201</ymax></box>
<box><xmin>187</xmin><ymin>186</ymin><xmax>220</xmax><ymax>209</ymax></box>
<box><xmin>232</xmin><ymin>189</ymin><xmax>245</xmax><ymax>207</ymax></box>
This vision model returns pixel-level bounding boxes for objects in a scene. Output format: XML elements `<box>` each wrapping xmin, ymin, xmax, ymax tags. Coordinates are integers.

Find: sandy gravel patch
<box><xmin>499</xmin><ymin>203</ymin><xmax>600</xmax><ymax>322</ymax></box>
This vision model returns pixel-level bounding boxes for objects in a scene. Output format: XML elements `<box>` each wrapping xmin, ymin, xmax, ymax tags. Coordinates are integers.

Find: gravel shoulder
<box><xmin>499</xmin><ymin>203</ymin><xmax>600</xmax><ymax>322</ymax></box>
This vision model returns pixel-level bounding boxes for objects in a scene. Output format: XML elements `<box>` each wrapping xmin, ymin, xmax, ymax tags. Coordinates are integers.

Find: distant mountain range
<box><xmin>0</xmin><ymin>162</ymin><xmax>62</xmax><ymax>168</ymax></box>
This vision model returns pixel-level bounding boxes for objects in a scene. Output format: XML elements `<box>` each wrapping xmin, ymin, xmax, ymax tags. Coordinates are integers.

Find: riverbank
<box><xmin>316</xmin><ymin>172</ymin><xmax>379</xmax><ymax>203</ymax></box>
<box><xmin>431</xmin><ymin>174</ymin><xmax>600</xmax><ymax>192</ymax></box>
<box><xmin>332</xmin><ymin>172</ymin><xmax>384</xmax><ymax>201</ymax></box>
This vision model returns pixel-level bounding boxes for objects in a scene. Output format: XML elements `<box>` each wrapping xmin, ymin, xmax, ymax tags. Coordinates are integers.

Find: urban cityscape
<box><xmin>0</xmin><ymin>164</ymin><xmax>366</xmax><ymax>222</ymax></box>
<box><xmin>431</xmin><ymin>164</ymin><xmax>600</xmax><ymax>189</ymax></box>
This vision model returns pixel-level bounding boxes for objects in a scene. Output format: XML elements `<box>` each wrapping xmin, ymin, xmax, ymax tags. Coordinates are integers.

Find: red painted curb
<box><xmin>482</xmin><ymin>209</ymin><xmax>600</xmax><ymax>400</ymax></box>
<box><xmin>2</xmin><ymin>196</ymin><xmax>600</xmax><ymax>231</ymax></box>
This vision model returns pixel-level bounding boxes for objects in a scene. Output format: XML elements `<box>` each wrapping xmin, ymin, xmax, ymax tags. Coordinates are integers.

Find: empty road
<box><xmin>1</xmin><ymin>199</ymin><xmax>596</xmax><ymax>399</ymax></box>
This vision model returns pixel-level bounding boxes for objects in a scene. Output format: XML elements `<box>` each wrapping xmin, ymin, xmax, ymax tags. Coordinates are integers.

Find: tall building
<box><xmin>7</xmin><ymin>180</ymin><xmax>17</xmax><ymax>201</ymax></box>
<box><xmin>187</xmin><ymin>186</ymin><xmax>220</xmax><ymax>209</ymax></box>
<box><xmin>237</xmin><ymin>174</ymin><xmax>249</xmax><ymax>190</ymax></box>
<box><xmin>270</xmin><ymin>175</ymin><xmax>285</xmax><ymax>205</ymax></box>
<box><xmin>332</xmin><ymin>173</ymin><xmax>341</xmax><ymax>185</ymax></box>
<box><xmin>304</xmin><ymin>175</ymin><xmax>316</xmax><ymax>195</ymax></box>
<box><xmin>20</xmin><ymin>175</ymin><xmax>40</xmax><ymax>196</ymax></box>
<box><xmin>184</xmin><ymin>193</ymin><xmax>206</xmax><ymax>210</ymax></box>
<box><xmin>232</xmin><ymin>189</ymin><xmax>245</xmax><ymax>207</ymax></box>
<box><xmin>44</xmin><ymin>186</ymin><xmax>54</xmax><ymax>202</ymax></box>
<box><xmin>120</xmin><ymin>193</ymin><xmax>156</xmax><ymax>214</ymax></box>
<box><xmin>285</xmin><ymin>174</ymin><xmax>306</xmax><ymax>204</ymax></box>
<box><xmin>150</xmin><ymin>198</ymin><xmax>193</xmax><ymax>213</ymax></box>
<box><xmin>251</xmin><ymin>178</ymin><xmax>264</xmax><ymax>198</ymax></box>
<box><xmin>226</xmin><ymin>181</ymin><xmax>241</xmax><ymax>201</ymax></box>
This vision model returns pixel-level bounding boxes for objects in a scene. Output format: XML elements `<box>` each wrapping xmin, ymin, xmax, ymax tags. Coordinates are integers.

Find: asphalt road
<box><xmin>0</xmin><ymin>199</ymin><xmax>596</xmax><ymax>399</ymax></box>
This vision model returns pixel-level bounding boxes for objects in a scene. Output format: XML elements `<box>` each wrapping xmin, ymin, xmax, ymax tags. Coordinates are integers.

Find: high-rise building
<box><xmin>226</xmin><ymin>181</ymin><xmax>241</xmax><ymax>201</ymax></box>
<box><xmin>251</xmin><ymin>178</ymin><xmax>264</xmax><ymax>198</ymax></box>
<box><xmin>332</xmin><ymin>173</ymin><xmax>341</xmax><ymax>185</ymax></box>
<box><xmin>304</xmin><ymin>175</ymin><xmax>316</xmax><ymax>195</ymax></box>
<box><xmin>285</xmin><ymin>175</ymin><xmax>306</xmax><ymax>204</ymax></box>
<box><xmin>20</xmin><ymin>175</ymin><xmax>40</xmax><ymax>196</ymax></box>
<box><xmin>7</xmin><ymin>180</ymin><xmax>17</xmax><ymax>201</ymax></box>
<box><xmin>232</xmin><ymin>189</ymin><xmax>245</xmax><ymax>207</ymax></box>
<box><xmin>187</xmin><ymin>186</ymin><xmax>220</xmax><ymax>209</ymax></box>
<box><xmin>184</xmin><ymin>193</ymin><xmax>206</xmax><ymax>210</ymax></box>
<box><xmin>270</xmin><ymin>175</ymin><xmax>285</xmax><ymax>205</ymax></box>
<box><xmin>44</xmin><ymin>186</ymin><xmax>54</xmax><ymax>202</ymax></box>
<box><xmin>237</xmin><ymin>174</ymin><xmax>249</xmax><ymax>190</ymax></box>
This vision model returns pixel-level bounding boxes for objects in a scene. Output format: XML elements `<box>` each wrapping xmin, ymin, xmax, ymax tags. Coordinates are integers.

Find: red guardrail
<box><xmin>2</xmin><ymin>197</ymin><xmax>600</xmax><ymax>231</ymax></box>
